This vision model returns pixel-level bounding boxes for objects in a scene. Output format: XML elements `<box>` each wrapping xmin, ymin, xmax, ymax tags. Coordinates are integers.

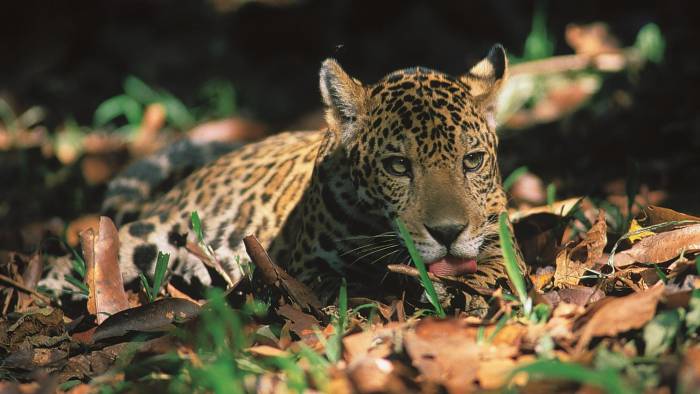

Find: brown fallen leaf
<box><xmin>246</xmin><ymin>345</ymin><xmax>289</xmax><ymax>358</ymax></box>
<box><xmin>276</xmin><ymin>303</ymin><xmax>320</xmax><ymax>340</ymax></box>
<box><xmin>614</xmin><ymin>224</ymin><xmax>700</xmax><ymax>267</ymax></box>
<box><xmin>476</xmin><ymin>358</ymin><xmax>518</xmax><ymax>390</ymax></box>
<box><xmin>343</xmin><ymin>323</ymin><xmax>404</xmax><ymax>364</ymax></box>
<box><xmin>530</xmin><ymin>268</ymin><xmax>555</xmax><ymax>291</ymax></box>
<box><xmin>348</xmin><ymin>357</ymin><xmax>408</xmax><ymax>394</ymax></box>
<box><xmin>403</xmin><ymin>318</ymin><xmax>518</xmax><ymax>393</ymax></box>
<box><xmin>575</xmin><ymin>282</ymin><xmax>664</xmax><ymax>353</ymax></box>
<box><xmin>554</xmin><ymin>210</ymin><xmax>607</xmax><ymax>287</ymax></box>
<box><xmin>678</xmin><ymin>345</ymin><xmax>700</xmax><ymax>394</ymax></box>
<box><xmin>166</xmin><ymin>283</ymin><xmax>204</xmax><ymax>305</ymax></box>
<box><xmin>638</xmin><ymin>205</ymin><xmax>700</xmax><ymax>227</ymax></box>
<box><xmin>509</xmin><ymin>197</ymin><xmax>582</xmax><ymax>222</ymax></box>
<box><xmin>538</xmin><ymin>285</ymin><xmax>604</xmax><ymax>309</ymax></box>
<box><xmin>81</xmin><ymin>217</ymin><xmax>130</xmax><ymax>324</ymax></box>
<box><xmin>92</xmin><ymin>298</ymin><xmax>201</xmax><ymax>343</ymax></box>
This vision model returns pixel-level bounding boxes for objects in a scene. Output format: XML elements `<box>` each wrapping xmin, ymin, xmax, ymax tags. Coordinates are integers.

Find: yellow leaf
<box><xmin>628</xmin><ymin>219</ymin><xmax>655</xmax><ymax>243</ymax></box>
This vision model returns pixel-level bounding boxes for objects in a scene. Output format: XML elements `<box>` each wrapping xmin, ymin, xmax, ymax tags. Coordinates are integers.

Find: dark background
<box><xmin>1</xmin><ymin>0</ymin><xmax>699</xmax><ymax>243</ymax></box>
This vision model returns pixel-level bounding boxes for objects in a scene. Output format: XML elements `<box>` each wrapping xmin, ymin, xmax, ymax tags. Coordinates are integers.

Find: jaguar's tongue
<box><xmin>427</xmin><ymin>256</ymin><xmax>477</xmax><ymax>276</ymax></box>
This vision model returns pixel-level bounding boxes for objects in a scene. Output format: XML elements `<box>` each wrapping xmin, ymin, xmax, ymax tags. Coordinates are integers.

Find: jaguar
<box><xmin>53</xmin><ymin>44</ymin><xmax>525</xmax><ymax>314</ymax></box>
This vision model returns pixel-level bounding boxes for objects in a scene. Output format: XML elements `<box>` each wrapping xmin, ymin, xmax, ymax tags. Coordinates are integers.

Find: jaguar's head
<box><xmin>320</xmin><ymin>45</ymin><xmax>508</xmax><ymax>276</ymax></box>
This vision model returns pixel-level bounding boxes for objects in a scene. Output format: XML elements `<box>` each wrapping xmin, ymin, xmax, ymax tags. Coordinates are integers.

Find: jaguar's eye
<box><xmin>463</xmin><ymin>152</ymin><xmax>485</xmax><ymax>172</ymax></box>
<box><xmin>382</xmin><ymin>156</ymin><xmax>412</xmax><ymax>177</ymax></box>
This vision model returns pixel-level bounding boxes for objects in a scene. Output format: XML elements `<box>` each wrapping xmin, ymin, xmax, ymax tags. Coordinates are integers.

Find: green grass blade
<box><xmin>139</xmin><ymin>273</ymin><xmax>154</xmax><ymax>302</ymax></box>
<box><xmin>502</xmin><ymin>166</ymin><xmax>528</xmax><ymax>192</ymax></box>
<box><xmin>65</xmin><ymin>275</ymin><xmax>89</xmax><ymax>296</ymax></box>
<box><xmin>652</xmin><ymin>263</ymin><xmax>667</xmax><ymax>283</ymax></box>
<box><xmin>395</xmin><ymin>218</ymin><xmax>446</xmax><ymax>318</ymax></box>
<box><xmin>498</xmin><ymin>212</ymin><xmax>529</xmax><ymax>313</ymax></box>
<box><xmin>634</xmin><ymin>23</ymin><xmax>665</xmax><ymax>64</ymax></box>
<box><xmin>509</xmin><ymin>359</ymin><xmax>633</xmax><ymax>394</ymax></box>
<box><xmin>328</xmin><ymin>278</ymin><xmax>348</xmax><ymax>364</ymax></box>
<box><xmin>191</xmin><ymin>211</ymin><xmax>205</xmax><ymax>243</ymax></box>
<box><xmin>546</xmin><ymin>183</ymin><xmax>556</xmax><ymax>206</ymax></box>
<box><xmin>151</xmin><ymin>252</ymin><xmax>170</xmax><ymax>299</ymax></box>
<box><xmin>70</xmin><ymin>248</ymin><xmax>86</xmax><ymax>279</ymax></box>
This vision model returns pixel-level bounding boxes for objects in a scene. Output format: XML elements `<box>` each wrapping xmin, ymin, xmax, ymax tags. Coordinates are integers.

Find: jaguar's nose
<box><xmin>425</xmin><ymin>224</ymin><xmax>466</xmax><ymax>247</ymax></box>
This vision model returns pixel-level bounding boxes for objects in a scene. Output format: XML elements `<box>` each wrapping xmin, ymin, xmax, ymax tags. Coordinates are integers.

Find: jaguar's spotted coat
<box><xmin>102</xmin><ymin>45</ymin><xmax>524</xmax><ymax>312</ymax></box>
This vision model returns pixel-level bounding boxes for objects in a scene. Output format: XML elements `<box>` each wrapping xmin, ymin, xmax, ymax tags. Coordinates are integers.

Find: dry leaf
<box><xmin>638</xmin><ymin>205</ymin><xmax>700</xmax><ymax>227</ymax></box>
<box><xmin>554</xmin><ymin>210</ymin><xmax>607</xmax><ymax>287</ymax></box>
<box><xmin>509</xmin><ymin>197</ymin><xmax>582</xmax><ymax>222</ymax></box>
<box><xmin>348</xmin><ymin>357</ymin><xmax>407</xmax><ymax>394</ymax></box>
<box><xmin>343</xmin><ymin>324</ymin><xmax>402</xmax><ymax>364</ymax></box>
<box><xmin>678</xmin><ymin>345</ymin><xmax>700</xmax><ymax>393</ymax></box>
<box><xmin>628</xmin><ymin>219</ymin><xmax>655</xmax><ymax>243</ymax></box>
<box><xmin>81</xmin><ymin>217</ymin><xmax>129</xmax><ymax>324</ymax></box>
<box><xmin>614</xmin><ymin>224</ymin><xmax>700</xmax><ymax>267</ymax></box>
<box><xmin>403</xmin><ymin>319</ymin><xmax>518</xmax><ymax>393</ymax></box>
<box><xmin>476</xmin><ymin>358</ymin><xmax>517</xmax><ymax>390</ymax></box>
<box><xmin>92</xmin><ymin>298</ymin><xmax>201</xmax><ymax>342</ymax></box>
<box><xmin>277</xmin><ymin>303</ymin><xmax>320</xmax><ymax>340</ymax></box>
<box><xmin>247</xmin><ymin>345</ymin><xmax>289</xmax><ymax>358</ymax></box>
<box><xmin>575</xmin><ymin>283</ymin><xmax>664</xmax><ymax>352</ymax></box>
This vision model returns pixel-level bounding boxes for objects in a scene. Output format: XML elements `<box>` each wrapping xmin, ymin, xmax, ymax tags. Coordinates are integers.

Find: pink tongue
<box><xmin>428</xmin><ymin>256</ymin><xmax>477</xmax><ymax>276</ymax></box>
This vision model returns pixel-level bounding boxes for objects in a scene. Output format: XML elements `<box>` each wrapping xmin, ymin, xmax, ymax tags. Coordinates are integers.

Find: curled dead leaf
<box><xmin>80</xmin><ymin>217</ymin><xmax>129</xmax><ymax>324</ymax></box>
<box><xmin>92</xmin><ymin>298</ymin><xmax>201</xmax><ymax>343</ymax></box>
<box><xmin>638</xmin><ymin>205</ymin><xmax>700</xmax><ymax>227</ymax></box>
<box><xmin>554</xmin><ymin>210</ymin><xmax>607</xmax><ymax>287</ymax></box>
<box><xmin>575</xmin><ymin>283</ymin><xmax>664</xmax><ymax>353</ymax></box>
<box><xmin>614</xmin><ymin>224</ymin><xmax>700</xmax><ymax>267</ymax></box>
<box><xmin>404</xmin><ymin>319</ymin><xmax>518</xmax><ymax>393</ymax></box>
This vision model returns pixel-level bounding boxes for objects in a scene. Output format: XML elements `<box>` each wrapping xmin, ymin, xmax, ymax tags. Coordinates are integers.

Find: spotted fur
<box><xmin>104</xmin><ymin>45</ymin><xmax>524</xmax><ymax>310</ymax></box>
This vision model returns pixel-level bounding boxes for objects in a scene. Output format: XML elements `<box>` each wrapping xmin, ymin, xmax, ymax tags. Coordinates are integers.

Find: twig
<box><xmin>386</xmin><ymin>264</ymin><xmax>495</xmax><ymax>297</ymax></box>
<box><xmin>509</xmin><ymin>51</ymin><xmax>638</xmax><ymax>77</ymax></box>
<box><xmin>0</xmin><ymin>273</ymin><xmax>52</xmax><ymax>305</ymax></box>
<box><xmin>243</xmin><ymin>235</ymin><xmax>323</xmax><ymax>316</ymax></box>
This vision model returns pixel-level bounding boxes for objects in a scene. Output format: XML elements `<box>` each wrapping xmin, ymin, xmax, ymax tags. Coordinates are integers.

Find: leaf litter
<box><xmin>1</xmin><ymin>32</ymin><xmax>699</xmax><ymax>393</ymax></box>
<box><xmin>3</xmin><ymin>200</ymin><xmax>700</xmax><ymax>393</ymax></box>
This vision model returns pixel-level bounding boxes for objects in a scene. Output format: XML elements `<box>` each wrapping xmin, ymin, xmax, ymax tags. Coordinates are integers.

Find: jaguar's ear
<box><xmin>320</xmin><ymin>59</ymin><xmax>368</xmax><ymax>144</ymax></box>
<box><xmin>460</xmin><ymin>44</ymin><xmax>508</xmax><ymax>125</ymax></box>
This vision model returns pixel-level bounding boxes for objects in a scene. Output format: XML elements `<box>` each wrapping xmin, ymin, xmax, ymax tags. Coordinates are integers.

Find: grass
<box><xmin>63</xmin><ymin>246</ymin><xmax>89</xmax><ymax>296</ymax></box>
<box><xmin>508</xmin><ymin>359</ymin><xmax>634</xmax><ymax>394</ymax></box>
<box><xmin>395</xmin><ymin>218</ymin><xmax>446</xmax><ymax>318</ymax></box>
<box><xmin>325</xmin><ymin>278</ymin><xmax>348</xmax><ymax>363</ymax></box>
<box><xmin>139</xmin><ymin>251</ymin><xmax>170</xmax><ymax>302</ymax></box>
<box><xmin>191</xmin><ymin>211</ymin><xmax>205</xmax><ymax>243</ymax></box>
<box><xmin>498</xmin><ymin>212</ymin><xmax>531</xmax><ymax>315</ymax></box>
<box><xmin>521</xmin><ymin>0</ymin><xmax>554</xmax><ymax>61</ymax></box>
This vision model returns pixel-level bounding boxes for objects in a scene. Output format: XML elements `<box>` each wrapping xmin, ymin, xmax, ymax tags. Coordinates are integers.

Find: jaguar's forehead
<box><xmin>364</xmin><ymin>67</ymin><xmax>494</xmax><ymax>164</ymax></box>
